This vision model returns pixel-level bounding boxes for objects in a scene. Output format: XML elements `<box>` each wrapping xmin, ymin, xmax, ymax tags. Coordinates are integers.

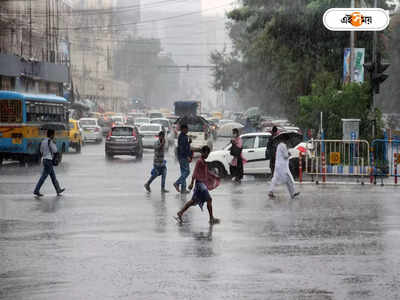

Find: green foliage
<box><xmin>297</xmin><ymin>72</ymin><xmax>381</xmax><ymax>140</ymax></box>
<box><xmin>213</xmin><ymin>0</ymin><xmax>390</xmax><ymax>120</ymax></box>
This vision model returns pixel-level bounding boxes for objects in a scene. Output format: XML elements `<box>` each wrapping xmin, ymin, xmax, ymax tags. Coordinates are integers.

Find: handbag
<box><xmin>230</xmin><ymin>143</ymin><xmax>242</xmax><ymax>157</ymax></box>
<box><xmin>48</xmin><ymin>139</ymin><xmax>61</xmax><ymax>166</ymax></box>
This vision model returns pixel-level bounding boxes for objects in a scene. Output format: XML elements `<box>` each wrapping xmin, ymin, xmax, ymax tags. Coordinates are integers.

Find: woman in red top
<box><xmin>176</xmin><ymin>146</ymin><xmax>220</xmax><ymax>224</ymax></box>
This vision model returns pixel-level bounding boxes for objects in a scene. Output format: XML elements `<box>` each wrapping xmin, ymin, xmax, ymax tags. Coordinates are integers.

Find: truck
<box><xmin>174</xmin><ymin>101</ymin><xmax>201</xmax><ymax>117</ymax></box>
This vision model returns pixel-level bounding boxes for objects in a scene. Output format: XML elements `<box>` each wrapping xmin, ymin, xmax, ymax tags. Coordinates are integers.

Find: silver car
<box><xmin>139</xmin><ymin>123</ymin><xmax>168</xmax><ymax>150</ymax></box>
<box><xmin>79</xmin><ymin>118</ymin><xmax>103</xmax><ymax>143</ymax></box>
<box><xmin>150</xmin><ymin>118</ymin><xmax>174</xmax><ymax>146</ymax></box>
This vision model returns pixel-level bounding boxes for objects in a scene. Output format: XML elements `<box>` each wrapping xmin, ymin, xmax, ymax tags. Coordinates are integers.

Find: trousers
<box><xmin>147</xmin><ymin>165</ymin><xmax>167</xmax><ymax>188</ymax></box>
<box><xmin>34</xmin><ymin>159</ymin><xmax>61</xmax><ymax>193</ymax></box>
<box><xmin>175</xmin><ymin>158</ymin><xmax>190</xmax><ymax>191</ymax></box>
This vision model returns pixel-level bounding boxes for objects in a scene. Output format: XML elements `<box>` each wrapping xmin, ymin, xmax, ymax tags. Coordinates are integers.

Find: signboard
<box><xmin>330</xmin><ymin>152</ymin><xmax>341</xmax><ymax>165</ymax></box>
<box><xmin>343</xmin><ymin>48</ymin><xmax>365</xmax><ymax>84</ymax></box>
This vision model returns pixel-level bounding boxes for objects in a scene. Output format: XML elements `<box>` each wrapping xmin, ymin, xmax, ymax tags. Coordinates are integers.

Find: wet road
<box><xmin>1</xmin><ymin>140</ymin><xmax>400</xmax><ymax>299</ymax></box>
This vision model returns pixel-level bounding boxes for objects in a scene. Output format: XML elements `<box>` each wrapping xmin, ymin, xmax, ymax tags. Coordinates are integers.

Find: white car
<box><xmin>139</xmin><ymin>123</ymin><xmax>169</xmax><ymax>150</ymax></box>
<box><xmin>206</xmin><ymin>132</ymin><xmax>271</xmax><ymax>177</ymax></box>
<box><xmin>135</xmin><ymin>117</ymin><xmax>151</xmax><ymax>127</ymax></box>
<box><xmin>206</xmin><ymin>132</ymin><xmax>309</xmax><ymax>178</ymax></box>
<box><xmin>79</xmin><ymin>118</ymin><xmax>103</xmax><ymax>143</ymax></box>
<box><xmin>219</xmin><ymin>119</ymin><xmax>235</xmax><ymax>126</ymax></box>
<box><xmin>150</xmin><ymin>118</ymin><xmax>174</xmax><ymax>146</ymax></box>
<box><xmin>111</xmin><ymin>115</ymin><xmax>125</xmax><ymax>125</ymax></box>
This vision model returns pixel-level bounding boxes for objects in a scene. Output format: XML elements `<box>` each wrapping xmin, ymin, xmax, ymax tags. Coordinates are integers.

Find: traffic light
<box><xmin>374</xmin><ymin>53</ymin><xmax>389</xmax><ymax>94</ymax></box>
<box><xmin>364</xmin><ymin>53</ymin><xmax>390</xmax><ymax>94</ymax></box>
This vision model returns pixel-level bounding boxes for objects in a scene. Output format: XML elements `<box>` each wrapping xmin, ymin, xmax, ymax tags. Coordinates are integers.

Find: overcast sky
<box><xmin>202</xmin><ymin>0</ymin><xmax>235</xmax><ymax>16</ymax></box>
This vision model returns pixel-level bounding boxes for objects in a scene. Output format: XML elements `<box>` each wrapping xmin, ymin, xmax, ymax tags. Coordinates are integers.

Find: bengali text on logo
<box><xmin>323</xmin><ymin>8</ymin><xmax>389</xmax><ymax>31</ymax></box>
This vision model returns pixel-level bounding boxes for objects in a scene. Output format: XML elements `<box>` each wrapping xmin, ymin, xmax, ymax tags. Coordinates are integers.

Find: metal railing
<box><xmin>299</xmin><ymin>139</ymin><xmax>370</xmax><ymax>183</ymax></box>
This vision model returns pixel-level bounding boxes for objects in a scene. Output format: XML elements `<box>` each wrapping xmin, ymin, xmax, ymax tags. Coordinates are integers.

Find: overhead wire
<box><xmin>56</xmin><ymin>2</ymin><xmax>234</xmax><ymax>31</ymax></box>
<box><xmin>0</xmin><ymin>0</ymin><xmax>187</xmax><ymax>17</ymax></box>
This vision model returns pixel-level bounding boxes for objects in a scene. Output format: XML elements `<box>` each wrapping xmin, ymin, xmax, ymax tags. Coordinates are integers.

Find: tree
<box><xmin>212</xmin><ymin>0</ymin><xmax>393</xmax><ymax>119</ymax></box>
<box><xmin>113</xmin><ymin>37</ymin><xmax>180</xmax><ymax>107</ymax></box>
<box><xmin>297</xmin><ymin>72</ymin><xmax>382</xmax><ymax>140</ymax></box>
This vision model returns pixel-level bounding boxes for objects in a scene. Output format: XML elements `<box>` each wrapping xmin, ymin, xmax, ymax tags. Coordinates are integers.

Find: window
<box><xmin>258</xmin><ymin>136</ymin><xmax>269</xmax><ymax>148</ymax></box>
<box><xmin>80</xmin><ymin>119</ymin><xmax>97</xmax><ymax>126</ymax></box>
<box><xmin>151</xmin><ymin>119</ymin><xmax>169</xmax><ymax>128</ymax></box>
<box><xmin>26</xmin><ymin>101</ymin><xmax>67</xmax><ymax>123</ymax></box>
<box><xmin>112</xmin><ymin>127</ymin><xmax>133</xmax><ymax>136</ymax></box>
<box><xmin>242</xmin><ymin>136</ymin><xmax>256</xmax><ymax>149</ymax></box>
<box><xmin>140</xmin><ymin>125</ymin><xmax>161</xmax><ymax>132</ymax></box>
<box><xmin>0</xmin><ymin>100</ymin><xmax>22</xmax><ymax>123</ymax></box>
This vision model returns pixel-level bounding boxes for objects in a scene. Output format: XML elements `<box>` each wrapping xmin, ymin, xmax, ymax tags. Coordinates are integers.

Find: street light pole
<box><xmin>372</xmin><ymin>0</ymin><xmax>378</xmax><ymax>137</ymax></box>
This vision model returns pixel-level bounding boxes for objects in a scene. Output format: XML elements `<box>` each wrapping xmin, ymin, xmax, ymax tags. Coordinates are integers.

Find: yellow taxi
<box><xmin>212</xmin><ymin>112</ymin><xmax>223</xmax><ymax>119</ymax></box>
<box><xmin>69</xmin><ymin>119</ymin><xmax>83</xmax><ymax>153</ymax></box>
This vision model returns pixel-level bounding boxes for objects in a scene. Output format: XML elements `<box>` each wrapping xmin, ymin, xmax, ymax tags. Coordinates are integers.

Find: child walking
<box><xmin>144</xmin><ymin>131</ymin><xmax>169</xmax><ymax>193</ymax></box>
<box><xmin>176</xmin><ymin>146</ymin><xmax>220</xmax><ymax>224</ymax></box>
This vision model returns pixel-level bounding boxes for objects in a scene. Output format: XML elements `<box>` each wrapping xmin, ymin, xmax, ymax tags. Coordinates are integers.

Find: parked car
<box><xmin>79</xmin><ymin>118</ymin><xmax>103</xmax><ymax>143</ymax></box>
<box><xmin>68</xmin><ymin>119</ymin><xmax>83</xmax><ymax>153</ymax></box>
<box><xmin>139</xmin><ymin>123</ymin><xmax>168</xmax><ymax>150</ymax></box>
<box><xmin>150</xmin><ymin>118</ymin><xmax>174</xmax><ymax>146</ymax></box>
<box><xmin>105</xmin><ymin>125</ymin><xmax>143</xmax><ymax>160</ymax></box>
<box><xmin>135</xmin><ymin>117</ymin><xmax>151</xmax><ymax>127</ymax></box>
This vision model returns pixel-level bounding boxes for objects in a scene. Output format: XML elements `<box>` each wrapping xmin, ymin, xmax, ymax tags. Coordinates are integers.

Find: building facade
<box><xmin>69</xmin><ymin>0</ymin><xmax>133</xmax><ymax>112</ymax></box>
<box><xmin>0</xmin><ymin>0</ymin><xmax>72</xmax><ymax>96</ymax></box>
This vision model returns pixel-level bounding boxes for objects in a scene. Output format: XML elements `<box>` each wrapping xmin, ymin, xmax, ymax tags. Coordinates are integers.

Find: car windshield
<box><xmin>136</xmin><ymin>118</ymin><xmax>149</xmax><ymax>123</ymax></box>
<box><xmin>151</xmin><ymin>119</ymin><xmax>169</xmax><ymax>128</ymax></box>
<box><xmin>188</xmin><ymin>122</ymin><xmax>204</xmax><ymax>132</ymax></box>
<box><xmin>140</xmin><ymin>125</ymin><xmax>160</xmax><ymax>132</ymax></box>
<box><xmin>69</xmin><ymin>122</ymin><xmax>75</xmax><ymax>130</ymax></box>
<box><xmin>149</xmin><ymin>113</ymin><xmax>163</xmax><ymax>118</ymax></box>
<box><xmin>112</xmin><ymin>127</ymin><xmax>133</xmax><ymax>136</ymax></box>
<box><xmin>80</xmin><ymin>119</ymin><xmax>96</xmax><ymax>126</ymax></box>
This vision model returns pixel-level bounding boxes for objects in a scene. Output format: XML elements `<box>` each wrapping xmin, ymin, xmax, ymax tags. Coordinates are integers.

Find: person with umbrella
<box><xmin>268</xmin><ymin>134</ymin><xmax>300</xmax><ymax>199</ymax></box>
<box><xmin>229</xmin><ymin>128</ymin><xmax>246</xmax><ymax>183</ymax></box>
<box><xmin>266</xmin><ymin>126</ymin><xmax>278</xmax><ymax>176</ymax></box>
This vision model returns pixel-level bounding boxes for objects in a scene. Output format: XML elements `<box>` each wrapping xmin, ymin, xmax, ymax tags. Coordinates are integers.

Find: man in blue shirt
<box><xmin>174</xmin><ymin>124</ymin><xmax>192</xmax><ymax>194</ymax></box>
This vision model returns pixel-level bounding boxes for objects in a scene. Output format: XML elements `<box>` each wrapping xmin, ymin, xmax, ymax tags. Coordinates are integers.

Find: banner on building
<box><xmin>343</xmin><ymin>48</ymin><xmax>365</xmax><ymax>84</ymax></box>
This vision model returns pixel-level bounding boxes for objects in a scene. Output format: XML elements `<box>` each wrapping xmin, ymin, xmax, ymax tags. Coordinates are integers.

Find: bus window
<box><xmin>0</xmin><ymin>100</ymin><xmax>22</xmax><ymax>123</ymax></box>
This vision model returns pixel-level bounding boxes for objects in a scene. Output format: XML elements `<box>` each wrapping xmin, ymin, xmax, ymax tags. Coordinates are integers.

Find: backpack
<box><xmin>48</xmin><ymin>139</ymin><xmax>61</xmax><ymax>166</ymax></box>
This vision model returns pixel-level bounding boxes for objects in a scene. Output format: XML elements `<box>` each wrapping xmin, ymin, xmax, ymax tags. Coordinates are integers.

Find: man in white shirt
<box><xmin>268</xmin><ymin>135</ymin><xmax>300</xmax><ymax>200</ymax></box>
<box><xmin>33</xmin><ymin>129</ymin><xmax>65</xmax><ymax>197</ymax></box>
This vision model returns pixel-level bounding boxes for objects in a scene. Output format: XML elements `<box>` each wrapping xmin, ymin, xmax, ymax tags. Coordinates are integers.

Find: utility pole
<box><xmin>364</xmin><ymin>0</ymin><xmax>389</xmax><ymax>138</ymax></box>
<box><xmin>371</xmin><ymin>0</ymin><xmax>378</xmax><ymax>137</ymax></box>
<box><xmin>29</xmin><ymin>0</ymin><xmax>32</xmax><ymax>58</ymax></box>
<box><xmin>350</xmin><ymin>0</ymin><xmax>355</xmax><ymax>82</ymax></box>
